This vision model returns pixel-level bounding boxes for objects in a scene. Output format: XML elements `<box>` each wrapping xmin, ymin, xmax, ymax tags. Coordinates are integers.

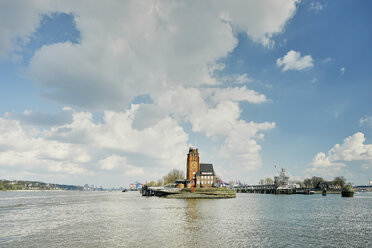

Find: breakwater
<box><xmin>141</xmin><ymin>186</ymin><xmax>236</xmax><ymax>198</ymax></box>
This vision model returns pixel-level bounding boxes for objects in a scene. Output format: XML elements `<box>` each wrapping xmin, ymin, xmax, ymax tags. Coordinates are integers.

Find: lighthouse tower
<box><xmin>186</xmin><ymin>147</ymin><xmax>200</xmax><ymax>181</ymax></box>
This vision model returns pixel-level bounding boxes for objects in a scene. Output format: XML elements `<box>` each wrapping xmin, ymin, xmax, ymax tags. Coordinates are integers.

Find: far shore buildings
<box><xmin>186</xmin><ymin>147</ymin><xmax>216</xmax><ymax>188</ymax></box>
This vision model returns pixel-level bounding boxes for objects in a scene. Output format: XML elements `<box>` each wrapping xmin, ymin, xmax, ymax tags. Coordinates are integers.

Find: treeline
<box><xmin>301</xmin><ymin>176</ymin><xmax>347</xmax><ymax>189</ymax></box>
<box><xmin>0</xmin><ymin>180</ymin><xmax>83</xmax><ymax>191</ymax></box>
<box><xmin>146</xmin><ymin>169</ymin><xmax>184</xmax><ymax>187</ymax></box>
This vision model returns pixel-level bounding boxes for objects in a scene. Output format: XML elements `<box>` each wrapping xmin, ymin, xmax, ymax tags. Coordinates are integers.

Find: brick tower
<box><xmin>186</xmin><ymin>147</ymin><xmax>200</xmax><ymax>181</ymax></box>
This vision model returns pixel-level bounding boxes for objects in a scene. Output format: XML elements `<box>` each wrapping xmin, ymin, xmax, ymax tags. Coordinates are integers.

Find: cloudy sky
<box><xmin>1</xmin><ymin>0</ymin><xmax>371</xmax><ymax>187</ymax></box>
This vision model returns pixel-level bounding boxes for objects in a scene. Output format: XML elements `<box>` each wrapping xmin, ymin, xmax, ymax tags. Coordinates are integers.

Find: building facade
<box><xmin>186</xmin><ymin>147</ymin><xmax>200</xmax><ymax>181</ymax></box>
<box><xmin>186</xmin><ymin>147</ymin><xmax>216</xmax><ymax>188</ymax></box>
<box><xmin>195</xmin><ymin>163</ymin><xmax>215</xmax><ymax>188</ymax></box>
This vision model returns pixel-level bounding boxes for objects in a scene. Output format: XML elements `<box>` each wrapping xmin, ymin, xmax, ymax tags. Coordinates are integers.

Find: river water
<box><xmin>0</xmin><ymin>190</ymin><xmax>371</xmax><ymax>247</ymax></box>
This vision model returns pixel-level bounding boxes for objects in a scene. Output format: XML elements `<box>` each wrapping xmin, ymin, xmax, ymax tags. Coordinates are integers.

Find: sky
<box><xmin>0</xmin><ymin>0</ymin><xmax>372</xmax><ymax>187</ymax></box>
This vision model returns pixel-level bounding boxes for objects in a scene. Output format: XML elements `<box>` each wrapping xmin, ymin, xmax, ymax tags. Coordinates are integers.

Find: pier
<box><xmin>235</xmin><ymin>185</ymin><xmax>293</xmax><ymax>194</ymax></box>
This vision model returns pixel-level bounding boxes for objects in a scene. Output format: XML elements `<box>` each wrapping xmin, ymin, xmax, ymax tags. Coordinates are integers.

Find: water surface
<box><xmin>0</xmin><ymin>191</ymin><xmax>371</xmax><ymax>247</ymax></box>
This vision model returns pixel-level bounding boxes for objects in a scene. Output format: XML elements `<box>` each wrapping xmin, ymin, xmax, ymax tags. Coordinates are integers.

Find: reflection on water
<box><xmin>184</xmin><ymin>199</ymin><xmax>199</xmax><ymax>233</ymax></box>
<box><xmin>0</xmin><ymin>191</ymin><xmax>371</xmax><ymax>247</ymax></box>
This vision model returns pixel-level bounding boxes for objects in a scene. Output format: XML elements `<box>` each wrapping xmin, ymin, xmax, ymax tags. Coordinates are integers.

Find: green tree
<box><xmin>163</xmin><ymin>169</ymin><xmax>184</xmax><ymax>185</ymax></box>
<box><xmin>265</xmin><ymin>178</ymin><xmax>274</xmax><ymax>185</ymax></box>
<box><xmin>147</xmin><ymin>181</ymin><xmax>156</xmax><ymax>187</ymax></box>
<box><xmin>310</xmin><ymin>176</ymin><xmax>324</xmax><ymax>188</ymax></box>
<box><xmin>296</xmin><ymin>180</ymin><xmax>303</xmax><ymax>188</ymax></box>
<box><xmin>156</xmin><ymin>178</ymin><xmax>163</xmax><ymax>186</ymax></box>
<box><xmin>259</xmin><ymin>179</ymin><xmax>264</xmax><ymax>185</ymax></box>
<box><xmin>333</xmin><ymin>176</ymin><xmax>346</xmax><ymax>188</ymax></box>
<box><xmin>303</xmin><ymin>178</ymin><xmax>312</xmax><ymax>188</ymax></box>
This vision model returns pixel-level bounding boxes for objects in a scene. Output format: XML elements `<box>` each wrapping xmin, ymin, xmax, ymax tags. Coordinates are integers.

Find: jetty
<box><xmin>234</xmin><ymin>168</ymin><xmax>341</xmax><ymax>195</ymax></box>
<box><xmin>235</xmin><ymin>184</ymin><xmax>292</xmax><ymax>194</ymax></box>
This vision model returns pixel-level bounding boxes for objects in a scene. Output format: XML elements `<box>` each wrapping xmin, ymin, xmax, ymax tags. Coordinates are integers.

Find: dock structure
<box><xmin>235</xmin><ymin>184</ymin><xmax>292</xmax><ymax>194</ymax></box>
<box><xmin>234</xmin><ymin>167</ymin><xmax>293</xmax><ymax>194</ymax></box>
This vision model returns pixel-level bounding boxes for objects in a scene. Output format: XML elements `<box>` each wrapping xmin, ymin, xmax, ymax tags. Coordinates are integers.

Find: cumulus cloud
<box><xmin>11</xmin><ymin>0</ymin><xmax>299</xmax><ymax>110</ymax></box>
<box><xmin>0</xmin><ymin>118</ymin><xmax>92</xmax><ymax>175</ymax></box>
<box><xmin>276</xmin><ymin>50</ymin><xmax>314</xmax><ymax>71</ymax></box>
<box><xmin>0</xmin><ymin>85</ymin><xmax>275</xmax><ymax>182</ymax></box>
<box><xmin>0</xmin><ymin>0</ymin><xmax>300</xmax><ymax>184</ymax></box>
<box><xmin>309</xmin><ymin>132</ymin><xmax>372</xmax><ymax>175</ymax></box>
<box><xmin>145</xmin><ymin>86</ymin><xmax>275</xmax><ymax>170</ymax></box>
<box><xmin>99</xmin><ymin>154</ymin><xmax>144</xmax><ymax>176</ymax></box>
<box><xmin>0</xmin><ymin>106</ymin><xmax>188</xmax><ymax>183</ymax></box>
<box><xmin>220</xmin><ymin>121</ymin><xmax>275</xmax><ymax>169</ymax></box>
<box><xmin>0</xmin><ymin>1</ymin><xmax>52</xmax><ymax>60</ymax></box>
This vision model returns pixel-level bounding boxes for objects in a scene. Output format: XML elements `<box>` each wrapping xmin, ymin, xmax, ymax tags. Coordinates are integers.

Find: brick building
<box><xmin>186</xmin><ymin>147</ymin><xmax>216</xmax><ymax>188</ymax></box>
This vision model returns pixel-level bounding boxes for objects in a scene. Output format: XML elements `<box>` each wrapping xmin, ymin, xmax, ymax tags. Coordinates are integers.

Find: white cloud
<box><xmin>99</xmin><ymin>154</ymin><xmax>144</xmax><ymax>176</ymax></box>
<box><xmin>13</xmin><ymin>0</ymin><xmax>298</xmax><ymax>110</ymax></box>
<box><xmin>99</xmin><ymin>155</ymin><xmax>125</xmax><ymax>171</ymax></box>
<box><xmin>0</xmin><ymin>0</ymin><xmax>300</xmax><ymax>184</ymax></box>
<box><xmin>151</xmin><ymin>86</ymin><xmax>275</xmax><ymax>171</ymax></box>
<box><xmin>218</xmin><ymin>73</ymin><xmax>254</xmax><ymax>84</ymax></box>
<box><xmin>0</xmin><ymin>1</ymin><xmax>52</xmax><ymax>60</ymax></box>
<box><xmin>309</xmin><ymin>2</ymin><xmax>324</xmax><ymax>12</ymax></box>
<box><xmin>233</xmin><ymin>74</ymin><xmax>254</xmax><ymax>84</ymax></box>
<box><xmin>0</xmin><ymin>106</ymin><xmax>188</xmax><ymax>182</ymax></box>
<box><xmin>311</xmin><ymin>78</ymin><xmax>318</xmax><ymax>84</ymax></box>
<box><xmin>321</xmin><ymin>57</ymin><xmax>334</xmax><ymax>64</ymax></box>
<box><xmin>5</xmin><ymin>108</ymin><xmax>73</xmax><ymax>127</ymax></box>
<box><xmin>309</xmin><ymin>132</ymin><xmax>372</xmax><ymax>175</ymax></box>
<box><xmin>0</xmin><ymin>84</ymin><xmax>275</xmax><ymax>183</ymax></box>
<box><xmin>220</xmin><ymin>120</ymin><xmax>275</xmax><ymax>169</ymax></box>
<box><xmin>208</xmin><ymin>86</ymin><xmax>268</xmax><ymax>104</ymax></box>
<box><xmin>45</xmin><ymin>105</ymin><xmax>189</xmax><ymax>164</ymax></box>
<box><xmin>151</xmin><ymin>86</ymin><xmax>275</xmax><ymax>170</ymax></box>
<box><xmin>276</xmin><ymin>50</ymin><xmax>314</xmax><ymax>71</ymax></box>
<box><xmin>360</xmin><ymin>116</ymin><xmax>372</xmax><ymax>128</ymax></box>
<box><xmin>340</xmin><ymin>66</ymin><xmax>346</xmax><ymax>75</ymax></box>
<box><xmin>308</xmin><ymin>152</ymin><xmax>345</xmax><ymax>176</ymax></box>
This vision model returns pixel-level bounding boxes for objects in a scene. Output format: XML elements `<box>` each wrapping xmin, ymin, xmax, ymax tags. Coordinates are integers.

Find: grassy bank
<box><xmin>163</xmin><ymin>187</ymin><xmax>236</xmax><ymax>199</ymax></box>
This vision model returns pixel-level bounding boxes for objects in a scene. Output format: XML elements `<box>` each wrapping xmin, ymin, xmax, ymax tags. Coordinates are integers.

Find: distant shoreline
<box><xmin>5</xmin><ymin>189</ymin><xmax>65</xmax><ymax>192</ymax></box>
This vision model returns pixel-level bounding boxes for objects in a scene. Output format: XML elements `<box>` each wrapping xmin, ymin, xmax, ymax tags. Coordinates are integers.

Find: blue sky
<box><xmin>0</xmin><ymin>0</ymin><xmax>371</xmax><ymax>187</ymax></box>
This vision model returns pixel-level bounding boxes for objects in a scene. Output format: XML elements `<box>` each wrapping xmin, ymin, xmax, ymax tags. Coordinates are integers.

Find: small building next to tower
<box><xmin>186</xmin><ymin>147</ymin><xmax>216</xmax><ymax>188</ymax></box>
